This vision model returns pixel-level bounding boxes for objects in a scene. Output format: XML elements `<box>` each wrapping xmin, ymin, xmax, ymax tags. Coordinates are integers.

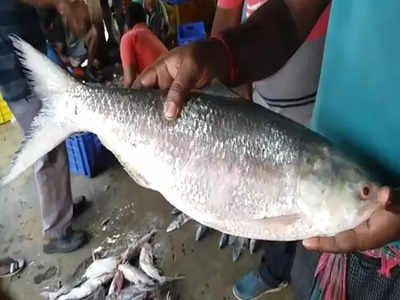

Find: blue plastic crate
<box><xmin>177</xmin><ymin>22</ymin><xmax>206</xmax><ymax>46</ymax></box>
<box><xmin>66</xmin><ymin>132</ymin><xmax>109</xmax><ymax>177</ymax></box>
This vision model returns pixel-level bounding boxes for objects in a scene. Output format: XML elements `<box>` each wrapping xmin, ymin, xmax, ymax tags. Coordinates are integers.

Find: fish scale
<box><xmin>2</xmin><ymin>37</ymin><xmax>382</xmax><ymax>241</ymax></box>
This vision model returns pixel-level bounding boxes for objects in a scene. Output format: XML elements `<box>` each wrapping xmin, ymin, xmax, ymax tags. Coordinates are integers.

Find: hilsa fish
<box><xmin>139</xmin><ymin>243</ymin><xmax>184</xmax><ymax>284</ymax></box>
<box><xmin>118</xmin><ymin>264</ymin><xmax>155</xmax><ymax>286</ymax></box>
<box><xmin>2</xmin><ymin>37</ymin><xmax>382</xmax><ymax>241</ymax></box>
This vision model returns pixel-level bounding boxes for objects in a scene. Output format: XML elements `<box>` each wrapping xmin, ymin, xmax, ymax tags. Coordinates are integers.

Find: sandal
<box><xmin>0</xmin><ymin>257</ymin><xmax>25</xmax><ymax>278</ymax></box>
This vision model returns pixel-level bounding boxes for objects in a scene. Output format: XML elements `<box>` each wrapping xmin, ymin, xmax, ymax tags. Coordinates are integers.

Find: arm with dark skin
<box><xmin>211</xmin><ymin>5</ymin><xmax>243</xmax><ymax>36</ymax></box>
<box><xmin>22</xmin><ymin>0</ymin><xmax>91</xmax><ymax>38</ymax></box>
<box><xmin>224</xmin><ymin>0</ymin><xmax>328</xmax><ymax>84</ymax></box>
<box><xmin>54</xmin><ymin>42</ymin><xmax>71</xmax><ymax>65</ymax></box>
<box><xmin>211</xmin><ymin>3</ymin><xmax>253</xmax><ymax>100</ymax></box>
<box><xmin>134</xmin><ymin>0</ymin><xmax>328</xmax><ymax>119</ymax></box>
<box><xmin>122</xmin><ymin>64</ymin><xmax>137</xmax><ymax>88</ymax></box>
<box><xmin>120</xmin><ymin>32</ymin><xmax>138</xmax><ymax>88</ymax></box>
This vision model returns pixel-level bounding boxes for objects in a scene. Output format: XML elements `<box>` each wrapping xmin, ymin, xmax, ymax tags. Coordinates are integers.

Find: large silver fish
<box><xmin>2</xmin><ymin>37</ymin><xmax>382</xmax><ymax>241</ymax></box>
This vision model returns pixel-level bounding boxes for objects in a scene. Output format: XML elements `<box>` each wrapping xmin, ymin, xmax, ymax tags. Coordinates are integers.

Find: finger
<box><xmin>164</xmin><ymin>61</ymin><xmax>199</xmax><ymax>120</ymax></box>
<box><xmin>133</xmin><ymin>64</ymin><xmax>160</xmax><ymax>89</ymax></box>
<box><xmin>156</xmin><ymin>61</ymin><xmax>174</xmax><ymax>91</ymax></box>
<box><xmin>303</xmin><ymin>209</ymin><xmax>400</xmax><ymax>253</ymax></box>
<box><xmin>303</xmin><ymin>229</ymin><xmax>360</xmax><ymax>253</ymax></box>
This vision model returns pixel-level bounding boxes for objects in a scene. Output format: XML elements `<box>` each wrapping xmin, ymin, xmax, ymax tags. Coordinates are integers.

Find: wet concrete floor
<box><xmin>0</xmin><ymin>121</ymin><xmax>293</xmax><ymax>300</ymax></box>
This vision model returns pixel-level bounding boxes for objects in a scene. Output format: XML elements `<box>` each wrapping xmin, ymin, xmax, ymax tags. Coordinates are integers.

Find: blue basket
<box><xmin>177</xmin><ymin>22</ymin><xmax>206</xmax><ymax>46</ymax></box>
<box><xmin>66</xmin><ymin>132</ymin><xmax>109</xmax><ymax>177</ymax></box>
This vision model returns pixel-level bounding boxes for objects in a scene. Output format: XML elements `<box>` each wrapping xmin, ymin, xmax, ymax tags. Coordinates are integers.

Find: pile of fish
<box><xmin>42</xmin><ymin>231</ymin><xmax>181</xmax><ymax>300</ymax></box>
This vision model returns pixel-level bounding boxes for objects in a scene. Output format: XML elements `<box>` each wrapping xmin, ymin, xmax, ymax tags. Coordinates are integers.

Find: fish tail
<box><xmin>1</xmin><ymin>36</ymin><xmax>81</xmax><ymax>185</ymax></box>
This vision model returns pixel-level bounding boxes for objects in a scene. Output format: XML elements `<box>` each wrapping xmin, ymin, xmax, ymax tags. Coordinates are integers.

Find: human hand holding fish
<box><xmin>133</xmin><ymin>39</ymin><xmax>230</xmax><ymax>120</ymax></box>
<box><xmin>303</xmin><ymin>186</ymin><xmax>400</xmax><ymax>253</ymax></box>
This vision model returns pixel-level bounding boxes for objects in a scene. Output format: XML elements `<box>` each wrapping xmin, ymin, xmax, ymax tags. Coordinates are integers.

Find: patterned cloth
<box><xmin>311</xmin><ymin>243</ymin><xmax>400</xmax><ymax>300</ymax></box>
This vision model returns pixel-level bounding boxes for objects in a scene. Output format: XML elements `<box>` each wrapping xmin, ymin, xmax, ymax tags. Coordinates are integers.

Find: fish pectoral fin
<box><xmin>253</xmin><ymin>213</ymin><xmax>301</xmax><ymax>224</ymax></box>
<box><xmin>232</xmin><ymin>214</ymin><xmax>303</xmax><ymax>241</ymax></box>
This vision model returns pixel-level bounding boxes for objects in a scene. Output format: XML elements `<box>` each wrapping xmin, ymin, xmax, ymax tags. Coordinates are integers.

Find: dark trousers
<box><xmin>291</xmin><ymin>243</ymin><xmax>320</xmax><ymax>300</ymax></box>
<box><xmin>258</xmin><ymin>241</ymin><xmax>297</xmax><ymax>287</ymax></box>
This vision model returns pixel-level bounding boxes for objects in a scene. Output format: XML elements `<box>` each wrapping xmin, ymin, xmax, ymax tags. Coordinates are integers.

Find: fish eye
<box><xmin>360</xmin><ymin>184</ymin><xmax>371</xmax><ymax>200</ymax></box>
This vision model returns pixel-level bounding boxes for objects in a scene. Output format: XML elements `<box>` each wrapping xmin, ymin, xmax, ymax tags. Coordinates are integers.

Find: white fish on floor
<box><xmin>139</xmin><ymin>243</ymin><xmax>164</xmax><ymax>283</ymax></box>
<box><xmin>108</xmin><ymin>270</ymin><xmax>124</xmax><ymax>296</ymax></box>
<box><xmin>118</xmin><ymin>264</ymin><xmax>155</xmax><ymax>286</ymax></box>
<box><xmin>58</xmin><ymin>273</ymin><xmax>114</xmax><ymax>300</ymax></box>
<box><xmin>139</xmin><ymin>244</ymin><xmax>183</xmax><ymax>285</ymax></box>
<box><xmin>41</xmin><ymin>278</ymin><xmax>83</xmax><ymax>300</ymax></box>
<box><xmin>166</xmin><ymin>214</ymin><xmax>191</xmax><ymax>233</ymax></box>
<box><xmin>83</xmin><ymin>257</ymin><xmax>118</xmax><ymax>280</ymax></box>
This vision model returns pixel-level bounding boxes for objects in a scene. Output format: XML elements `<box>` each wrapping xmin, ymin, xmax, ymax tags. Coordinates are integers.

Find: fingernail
<box><xmin>164</xmin><ymin>101</ymin><xmax>177</xmax><ymax>120</ymax></box>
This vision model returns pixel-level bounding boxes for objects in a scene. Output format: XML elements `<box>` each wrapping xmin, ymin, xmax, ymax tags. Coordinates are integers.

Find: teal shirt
<box><xmin>312</xmin><ymin>1</ymin><xmax>400</xmax><ymax>186</ymax></box>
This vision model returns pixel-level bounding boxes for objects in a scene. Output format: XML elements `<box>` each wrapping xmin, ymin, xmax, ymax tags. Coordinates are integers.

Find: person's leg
<box><xmin>233</xmin><ymin>241</ymin><xmax>296</xmax><ymax>300</ymax></box>
<box><xmin>290</xmin><ymin>242</ymin><xmax>321</xmax><ymax>300</ymax></box>
<box><xmin>8</xmin><ymin>97</ymin><xmax>72</xmax><ymax>238</ymax></box>
<box><xmin>100</xmin><ymin>0</ymin><xmax>116</xmax><ymax>43</ymax></box>
<box><xmin>259</xmin><ymin>241</ymin><xmax>297</xmax><ymax>286</ymax></box>
<box><xmin>7</xmin><ymin>97</ymin><xmax>86</xmax><ymax>253</ymax></box>
<box><xmin>85</xmin><ymin>24</ymin><xmax>104</xmax><ymax>82</ymax></box>
<box><xmin>34</xmin><ymin>143</ymin><xmax>73</xmax><ymax>239</ymax></box>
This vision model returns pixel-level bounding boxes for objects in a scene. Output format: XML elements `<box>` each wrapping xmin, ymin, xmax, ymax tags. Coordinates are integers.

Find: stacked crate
<box><xmin>177</xmin><ymin>21</ymin><xmax>206</xmax><ymax>46</ymax></box>
<box><xmin>66</xmin><ymin>132</ymin><xmax>110</xmax><ymax>177</ymax></box>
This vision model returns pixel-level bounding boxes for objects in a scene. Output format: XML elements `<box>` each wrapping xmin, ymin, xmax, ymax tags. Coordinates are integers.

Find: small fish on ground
<box><xmin>118</xmin><ymin>264</ymin><xmax>155</xmax><ymax>287</ymax></box>
<box><xmin>166</xmin><ymin>214</ymin><xmax>191</xmax><ymax>233</ymax></box>
<box><xmin>195</xmin><ymin>224</ymin><xmax>208</xmax><ymax>241</ymax></box>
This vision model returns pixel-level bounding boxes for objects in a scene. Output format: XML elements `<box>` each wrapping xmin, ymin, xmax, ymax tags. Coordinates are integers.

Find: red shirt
<box><xmin>120</xmin><ymin>23</ymin><xmax>167</xmax><ymax>73</ymax></box>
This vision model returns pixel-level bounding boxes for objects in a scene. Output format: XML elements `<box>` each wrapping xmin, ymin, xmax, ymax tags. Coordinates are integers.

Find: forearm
<box><xmin>220</xmin><ymin>0</ymin><xmax>329</xmax><ymax>85</ymax></box>
<box><xmin>211</xmin><ymin>6</ymin><xmax>243</xmax><ymax>36</ymax></box>
<box><xmin>122</xmin><ymin>65</ymin><xmax>137</xmax><ymax>88</ymax></box>
<box><xmin>54</xmin><ymin>43</ymin><xmax>70</xmax><ymax>65</ymax></box>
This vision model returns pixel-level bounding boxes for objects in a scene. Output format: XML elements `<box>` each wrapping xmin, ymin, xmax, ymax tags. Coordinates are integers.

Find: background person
<box><xmin>120</xmin><ymin>2</ymin><xmax>167</xmax><ymax>88</ymax></box>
